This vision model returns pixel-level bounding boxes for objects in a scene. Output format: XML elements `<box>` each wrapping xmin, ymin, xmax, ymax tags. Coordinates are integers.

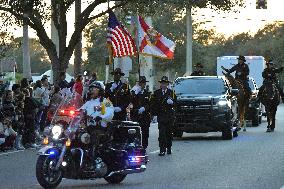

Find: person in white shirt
<box><xmin>80</xmin><ymin>81</ymin><xmax>114</xmax><ymax>159</ymax></box>
<box><xmin>39</xmin><ymin>77</ymin><xmax>50</xmax><ymax>132</ymax></box>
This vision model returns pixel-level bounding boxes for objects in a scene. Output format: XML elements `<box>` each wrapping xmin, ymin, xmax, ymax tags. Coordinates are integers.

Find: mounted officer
<box><xmin>105</xmin><ymin>68</ymin><xmax>130</xmax><ymax>121</ymax></box>
<box><xmin>151</xmin><ymin>76</ymin><xmax>176</xmax><ymax>156</ymax></box>
<box><xmin>130</xmin><ymin>76</ymin><xmax>151</xmax><ymax>149</ymax></box>
<box><xmin>191</xmin><ymin>63</ymin><xmax>206</xmax><ymax>76</ymax></box>
<box><xmin>259</xmin><ymin>60</ymin><xmax>284</xmax><ymax>101</ymax></box>
<box><xmin>223</xmin><ymin>55</ymin><xmax>251</xmax><ymax>95</ymax></box>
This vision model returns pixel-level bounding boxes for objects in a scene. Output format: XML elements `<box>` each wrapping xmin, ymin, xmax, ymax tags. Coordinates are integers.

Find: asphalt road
<box><xmin>1</xmin><ymin>104</ymin><xmax>284</xmax><ymax>189</ymax></box>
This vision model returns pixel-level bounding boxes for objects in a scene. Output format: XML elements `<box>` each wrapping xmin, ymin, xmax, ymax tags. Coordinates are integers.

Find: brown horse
<box><xmin>260</xmin><ymin>81</ymin><xmax>280</xmax><ymax>132</ymax></box>
<box><xmin>221</xmin><ymin>66</ymin><xmax>250</xmax><ymax>131</ymax></box>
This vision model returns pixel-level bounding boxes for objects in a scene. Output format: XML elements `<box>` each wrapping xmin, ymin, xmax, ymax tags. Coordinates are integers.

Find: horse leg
<box><xmin>271</xmin><ymin>106</ymin><xmax>277</xmax><ymax>132</ymax></box>
<box><xmin>266</xmin><ymin>110</ymin><xmax>272</xmax><ymax>132</ymax></box>
<box><xmin>241</xmin><ymin>106</ymin><xmax>247</xmax><ymax>132</ymax></box>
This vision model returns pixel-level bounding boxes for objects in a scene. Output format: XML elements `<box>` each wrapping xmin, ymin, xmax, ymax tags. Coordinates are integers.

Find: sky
<box><xmin>192</xmin><ymin>0</ymin><xmax>284</xmax><ymax>37</ymax></box>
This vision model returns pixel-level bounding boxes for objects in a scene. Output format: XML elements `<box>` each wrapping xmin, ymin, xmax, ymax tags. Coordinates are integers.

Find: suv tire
<box><xmin>222</xmin><ymin>128</ymin><xmax>233</xmax><ymax>140</ymax></box>
<box><xmin>173</xmin><ymin>131</ymin><xmax>183</xmax><ymax>138</ymax></box>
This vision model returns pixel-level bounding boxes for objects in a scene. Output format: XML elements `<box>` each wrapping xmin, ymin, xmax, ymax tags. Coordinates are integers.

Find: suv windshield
<box><xmin>174</xmin><ymin>78</ymin><xmax>226</xmax><ymax>94</ymax></box>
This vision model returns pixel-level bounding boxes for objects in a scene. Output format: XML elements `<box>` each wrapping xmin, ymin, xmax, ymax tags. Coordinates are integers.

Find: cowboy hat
<box><xmin>158</xmin><ymin>76</ymin><xmax>171</xmax><ymax>83</ymax></box>
<box><xmin>237</xmin><ymin>55</ymin><xmax>246</xmax><ymax>62</ymax></box>
<box><xmin>111</xmin><ymin>68</ymin><xmax>125</xmax><ymax>76</ymax></box>
<box><xmin>137</xmin><ymin>76</ymin><xmax>149</xmax><ymax>83</ymax></box>
<box><xmin>194</xmin><ymin>63</ymin><xmax>203</xmax><ymax>68</ymax></box>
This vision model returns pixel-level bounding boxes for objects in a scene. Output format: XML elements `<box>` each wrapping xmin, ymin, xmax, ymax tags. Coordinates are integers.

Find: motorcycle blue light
<box><xmin>47</xmin><ymin>149</ymin><xmax>58</xmax><ymax>157</ymax></box>
<box><xmin>128</xmin><ymin>156</ymin><xmax>142</xmax><ymax>163</ymax></box>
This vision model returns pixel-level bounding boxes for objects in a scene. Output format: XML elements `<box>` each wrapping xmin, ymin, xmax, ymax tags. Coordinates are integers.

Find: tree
<box><xmin>0</xmin><ymin>0</ymin><xmax>245</xmax><ymax>83</ymax></box>
<box><xmin>12</xmin><ymin>37</ymin><xmax>51</xmax><ymax>74</ymax></box>
<box><xmin>0</xmin><ymin>31</ymin><xmax>15</xmax><ymax>59</ymax></box>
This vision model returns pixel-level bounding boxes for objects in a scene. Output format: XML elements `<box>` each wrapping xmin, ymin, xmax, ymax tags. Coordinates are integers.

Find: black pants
<box><xmin>158</xmin><ymin>116</ymin><xmax>173</xmax><ymax>151</ymax></box>
<box><xmin>23</xmin><ymin>115</ymin><xmax>36</xmax><ymax>145</ymax></box>
<box><xmin>39</xmin><ymin>107</ymin><xmax>48</xmax><ymax>132</ymax></box>
<box><xmin>140</xmin><ymin>122</ymin><xmax>150</xmax><ymax>149</ymax></box>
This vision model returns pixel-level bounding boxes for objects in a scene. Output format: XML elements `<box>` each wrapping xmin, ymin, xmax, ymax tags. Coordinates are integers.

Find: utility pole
<box><xmin>186</xmin><ymin>6</ymin><xmax>193</xmax><ymax>75</ymax></box>
<box><xmin>22</xmin><ymin>14</ymin><xmax>32</xmax><ymax>80</ymax></box>
<box><xmin>74</xmin><ymin>0</ymin><xmax>82</xmax><ymax>76</ymax></box>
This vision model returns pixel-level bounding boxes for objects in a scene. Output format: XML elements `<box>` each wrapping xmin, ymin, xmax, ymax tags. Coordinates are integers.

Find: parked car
<box><xmin>173</xmin><ymin>76</ymin><xmax>239</xmax><ymax>140</ymax></box>
<box><xmin>246</xmin><ymin>77</ymin><xmax>262</xmax><ymax>126</ymax></box>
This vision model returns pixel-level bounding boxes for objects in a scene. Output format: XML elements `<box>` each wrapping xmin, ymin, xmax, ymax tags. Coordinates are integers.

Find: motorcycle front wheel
<box><xmin>36</xmin><ymin>155</ymin><xmax>63</xmax><ymax>189</ymax></box>
<box><xmin>104</xmin><ymin>173</ymin><xmax>127</xmax><ymax>184</ymax></box>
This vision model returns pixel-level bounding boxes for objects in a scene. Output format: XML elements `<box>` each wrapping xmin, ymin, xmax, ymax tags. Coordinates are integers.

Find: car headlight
<box><xmin>218</xmin><ymin>100</ymin><xmax>228</xmax><ymax>106</ymax></box>
<box><xmin>51</xmin><ymin>125</ymin><xmax>63</xmax><ymax>140</ymax></box>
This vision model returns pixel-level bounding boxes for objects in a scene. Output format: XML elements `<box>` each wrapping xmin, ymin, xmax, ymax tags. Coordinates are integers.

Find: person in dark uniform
<box><xmin>151</xmin><ymin>76</ymin><xmax>176</xmax><ymax>156</ymax></box>
<box><xmin>130</xmin><ymin>76</ymin><xmax>151</xmax><ymax>149</ymax></box>
<box><xmin>223</xmin><ymin>55</ymin><xmax>251</xmax><ymax>94</ymax></box>
<box><xmin>105</xmin><ymin>68</ymin><xmax>130</xmax><ymax>121</ymax></box>
<box><xmin>259</xmin><ymin>60</ymin><xmax>284</xmax><ymax>101</ymax></box>
<box><xmin>191</xmin><ymin>63</ymin><xmax>206</xmax><ymax>76</ymax></box>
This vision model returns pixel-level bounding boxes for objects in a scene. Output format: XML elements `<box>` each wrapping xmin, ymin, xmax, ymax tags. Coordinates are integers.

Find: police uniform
<box><xmin>105</xmin><ymin>68</ymin><xmax>130</xmax><ymax>121</ymax></box>
<box><xmin>259</xmin><ymin>61</ymin><xmax>284</xmax><ymax>100</ymax></box>
<box><xmin>191</xmin><ymin>63</ymin><xmax>206</xmax><ymax>76</ymax></box>
<box><xmin>226</xmin><ymin>55</ymin><xmax>251</xmax><ymax>94</ymax></box>
<box><xmin>191</xmin><ymin>70</ymin><xmax>205</xmax><ymax>76</ymax></box>
<box><xmin>151</xmin><ymin>76</ymin><xmax>176</xmax><ymax>156</ymax></box>
<box><xmin>80</xmin><ymin>83</ymin><xmax>114</xmax><ymax>157</ymax></box>
<box><xmin>130</xmin><ymin>76</ymin><xmax>151</xmax><ymax>149</ymax></box>
<box><xmin>80</xmin><ymin>97</ymin><xmax>114</xmax><ymax>128</ymax></box>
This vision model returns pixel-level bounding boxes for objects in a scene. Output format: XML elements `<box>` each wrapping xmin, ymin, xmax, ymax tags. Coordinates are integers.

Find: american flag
<box><xmin>107</xmin><ymin>11</ymin><xmax>137</xmax><ymax>57</ymax></box>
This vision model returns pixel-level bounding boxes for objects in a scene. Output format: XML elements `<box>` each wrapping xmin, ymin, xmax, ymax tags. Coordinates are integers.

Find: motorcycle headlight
<box><xmin>51</xmin><ymin>125</ymin><xmax>63</xmax><ymax>140</ymax></box>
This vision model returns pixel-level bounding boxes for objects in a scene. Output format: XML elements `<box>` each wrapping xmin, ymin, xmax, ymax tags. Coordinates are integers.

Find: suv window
<box><xmin>174</xmin><ymin>78</ymin><xmax>227</xmax><ymax>94</ymax></box>
<box><xmin>248</xmin><ymin>79</ymin><xmax>257</xmax><ymax>91</ymax></box>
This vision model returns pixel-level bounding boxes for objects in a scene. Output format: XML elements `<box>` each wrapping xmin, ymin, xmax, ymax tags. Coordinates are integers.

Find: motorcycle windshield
<box><xmin>49</xmin><ymin>93</ymin><xmax>82</xmax><ymax>132</ymax></box>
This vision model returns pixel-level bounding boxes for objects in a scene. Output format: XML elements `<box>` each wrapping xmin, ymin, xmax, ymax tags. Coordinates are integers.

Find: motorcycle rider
<box><xmin>151</xmin><ymin>76</ymin><xmax>176</xmax><ymax>156</ymax></box>
<box><xmin>130</xmin><ymin>76</ymin><xmax>151</xmax><ymax>149</ymax></box>
<box><xmin>223</xmin><ymin>55</ymin><xmax>252</xmax><ymax>95</ymax></box>
<box><xmin>258</xmin><ymin>60</ymin><xmax>284</xmax><ymax>102</ymax></box>
<box><xmin>105</xmin><ymin>68</ymin><xmax>130</xmax><ymax>121</ymax></box>
<box><xmin>80</xmin><ymin>82</ymin><xmax>114</xmax><ymax>157</ymax></box>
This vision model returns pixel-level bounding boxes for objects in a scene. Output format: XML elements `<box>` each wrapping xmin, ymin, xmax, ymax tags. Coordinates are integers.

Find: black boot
<box><xmin>167</xmin><ymin>147</ymin><xmax>172</xmax><ymax>154</ymax></box>
<box><xmin>158</xmin><ymin>148</ymin><xmax>166</xmax><ymax>156</ymax></box>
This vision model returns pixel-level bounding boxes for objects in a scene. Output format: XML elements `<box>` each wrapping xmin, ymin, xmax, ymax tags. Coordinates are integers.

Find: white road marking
<box><xmin>0</xmin><ymin>150</ymin><xmax>24</xmax><ymax>156</ymax></box>
<box><xmin>149</xmin><ymin>150</ymin><xmax>159</xmax><ymax>154</ymax></box>
<box><xmin>280</xmin><ymin>185</ymin><xmax>284</xmax><ymax>189</ymax></box>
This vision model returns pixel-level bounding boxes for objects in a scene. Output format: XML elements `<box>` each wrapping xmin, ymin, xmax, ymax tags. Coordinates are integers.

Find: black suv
<box><xmin>246</xmin><ymin>77</ymin><xmax>262</xmax><ymax>126</ymax></box>
<box><xmin>173</xmin><ymin>76</ymin><xmax>239</xmax><ymax>140</ymax></box>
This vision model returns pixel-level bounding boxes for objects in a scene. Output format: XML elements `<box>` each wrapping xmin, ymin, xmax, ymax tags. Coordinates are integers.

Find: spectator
<box><xmin>0</xmin><ymin>117</ymin><xmax>17</xmax><ymax>151</ymax></box>
<box><xmin>2</xmin><ymin>90</ymin><xmax>16</xmax><ymax>121</ymax></box>
<box><xmin>58</xmin><ymin>72</ymin><xmax>70</xmax><ymax>89</ymax></box>
<box><xmin>39</xmin><ymin>77</ymin><xmax>50</xmax><ymax>132</ymax></box>
<box><xmin>13</xmin><ymin>90</ymin><xmax>25</xmax><ymax>150</ymax></box>
<box><xmin>33</xmin><ymin>80</ymin><xmax>44</xmax><ymax>132</ymax></box>
<box><xmin>22</xmin><ymin>89</ymin><xmax>39</xmax><ymax>148</ymax></box>
<box><xmin>72</xmin><ymin>75</ymin><xmax>83</xmax><ymax>108</ymax></box>
<box><xmin>47</xmin><ymin>85</ymin><xmax>63</xmax><ymax>124</ymax></box>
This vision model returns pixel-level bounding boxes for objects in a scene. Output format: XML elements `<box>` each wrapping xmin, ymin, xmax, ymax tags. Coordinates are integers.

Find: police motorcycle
<box><xmin>36</xmin><ymin>94</ymin><xmax>147</xmax><ymax>189</ymax></box>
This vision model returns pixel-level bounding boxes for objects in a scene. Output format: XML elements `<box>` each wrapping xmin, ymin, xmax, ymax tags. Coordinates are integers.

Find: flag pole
<box><xmin>134</xmin><ymin>15</ymin><xmax>140</xmax><ymax>78</ymax></box>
